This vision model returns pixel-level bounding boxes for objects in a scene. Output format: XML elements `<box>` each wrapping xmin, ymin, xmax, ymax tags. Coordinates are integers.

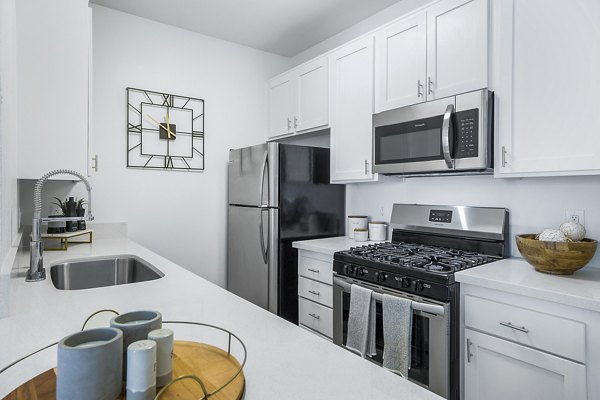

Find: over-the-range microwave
<box><xmin>372</xmin><ymin>89</ymin><xmax>493</xmax><ymax>175</ymax></box>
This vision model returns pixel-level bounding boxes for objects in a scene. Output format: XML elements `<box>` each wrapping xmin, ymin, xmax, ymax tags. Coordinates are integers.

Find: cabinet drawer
<box><xmin>298</xmin><ymin>276</ymin><xmax>333</xmax><ymax>308</ymax></box>
<box><xmin>298</xmin><ymin>297</ymin><xmax>333</xmax><ymax>338</ymax></box>
<box><xmin>298</xmin><ymin>255</ymin><xmax>333</xmax><ymax>284</ymax></box>
<box><xmin>299</xmin><ymin>324</ymin><xmax>333</xmax><ymax>342</ymax></box>
<box><xmin>465</xmin><ymin>295</ymin><xmax>586</xmax><ymax>363</ymax></box>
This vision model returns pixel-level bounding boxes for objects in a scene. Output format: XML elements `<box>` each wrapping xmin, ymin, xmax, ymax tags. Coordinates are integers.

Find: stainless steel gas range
<box><xmin>332</xmin><ymin>204</ymin><xmax>509</xmax><ymax>400</ymax></box>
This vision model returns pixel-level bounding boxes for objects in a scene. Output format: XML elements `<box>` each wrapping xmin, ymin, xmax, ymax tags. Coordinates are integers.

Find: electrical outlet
<box><xmin>565</xmin><ymin>209</ymin><xmax>585</xmax><ymax>225</ymax></box>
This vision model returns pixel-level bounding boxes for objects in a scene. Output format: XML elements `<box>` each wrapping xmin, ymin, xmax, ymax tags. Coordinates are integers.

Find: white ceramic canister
<box><xmin>148</xmin><ymin>328</ymin><xmax>174</xmax><ymax>388</ymax></box>
<box><xmin>126</xmin><ymin>340</ymin><xmax>157</xmax><ymax>400</ymax></box>
<box><xmin>348</xmin><ymin>216</ymin><xmax>368</xmax><ymax>238</ymax></box>
<box><xmin>368</xmin><ymin>222</ymin><xmax>387</xmax><ymax>241</ymax></box>
<box><xmin>354</xmin><ymin>228</ymin><xmax>369</xmax><ymax>242</ymax></box>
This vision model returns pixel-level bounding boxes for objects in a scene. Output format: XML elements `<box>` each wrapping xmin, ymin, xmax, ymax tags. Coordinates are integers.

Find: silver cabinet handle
<box><xmin>501</xmin><ymin>146</ymin><xmax>508</xmax><ymax>167</ymax></box>
<box><xmin>308</xmin><ymin>290</ymin><xmax>320</xmax><ymax>296</ymax></box>
<box><xmin>287</xmin><ymin>117</ymin><xmax>292</xmax><ymax>131</ymax></box>
<box><xmin>417</xmin><ymin>80</ymin><xmax>423</xmax><ymax>98</ymax></box>
<box><xmin>294</xmin><ymin>116</ymin><xmax>298</xmax><ymax>129</ymax></box>
<box><xmin>441</xmin><ymin>104</ymin><xmax>455</xmax><ymax>169</ymax></box>
<box><xmin>428</xmin><ymin>76</ymin><xmax>434</xmax><ymax>95</ymax></box>
<box><xmin>307</xmin><ymin>268</ymin><xmax>320</xmax><ymax>273</ymax></box>
<box><xmin>308</xmin><ymin>313</ymin><xmax>320</xmax><ymax>320</ymax></box>
<box><xmin>499</xmin><ymin>321</ymin><xmax>529</xmax><ymax>333</ymax></box>
<box><xmin>92</xmin><ymin>154</ymin><xmax>98</xmax><ymax>172</ymax></box>
<box><xmin>364</xmin><ymin>160</ymin><xmax>369</xmax><ymax>175</ymax></box>
<box><xmin>466</xmin><ymin>338</ymin><xmax>473</xmax><ymax>363</ymax></box>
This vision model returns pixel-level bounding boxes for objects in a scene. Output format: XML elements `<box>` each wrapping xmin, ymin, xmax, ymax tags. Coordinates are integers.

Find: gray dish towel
<box><xmin>382</xmin><ymin>293</ymin><xmax>413</xmax><ymax>378</ymax></box>
<box><xmin>346</xmin><ymin>284</ymin><xmax>376</xmax><ymax>357</ymax></box>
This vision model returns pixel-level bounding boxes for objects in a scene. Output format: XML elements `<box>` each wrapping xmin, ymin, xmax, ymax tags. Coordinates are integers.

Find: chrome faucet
<box><xmin>27</xmin><ymin>169</ymin><xmax>94</xmax><ymax>282</ymax></box>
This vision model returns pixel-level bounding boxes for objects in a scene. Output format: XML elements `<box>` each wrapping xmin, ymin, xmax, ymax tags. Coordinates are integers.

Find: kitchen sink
<box><xmin>50</xmin><ymin>255</ymin><xmax>164</xmax><ymax>290</ymax></box>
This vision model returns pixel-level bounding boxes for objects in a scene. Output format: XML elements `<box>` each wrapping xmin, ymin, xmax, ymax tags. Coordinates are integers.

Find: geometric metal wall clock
<box><xmin>126</xmin><ymin>87</ymin><xmax>205</xmax><ymax>171</ymax></box>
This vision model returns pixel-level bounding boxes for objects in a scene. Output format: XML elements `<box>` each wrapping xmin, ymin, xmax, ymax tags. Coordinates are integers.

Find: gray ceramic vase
<box><xmin>56</xmin><ymin>327</ymin><xmax>123</xmax><ymax>400</ymax></box>
<box><xmin>110</xmin><ymin>310</ymin><xmax>162</xmax><ymax>379</ymax></box>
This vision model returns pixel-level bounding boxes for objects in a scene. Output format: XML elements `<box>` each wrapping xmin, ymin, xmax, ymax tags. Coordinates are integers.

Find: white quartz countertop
<box><xmin>292</xmin><ymin>236</ymin><xmax>386</xmax><ymax>255</ymax></box>
<box><xmin>0</xmin><ymin>237</ymin><xmax>441</xmax><ymax>400</ymax></box>
<box><xmin>456</xmin><ymin>258</ymin><xmax>600</xmax><ymax>312</ymax></box>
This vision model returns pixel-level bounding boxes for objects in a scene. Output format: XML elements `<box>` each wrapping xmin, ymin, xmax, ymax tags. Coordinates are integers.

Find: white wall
<box><xmin>348</xmin><ymin>175</ymin><xmax>600</xmax><ymax>266</ymax></box>
<box><xmin>0</xmin><ymin>0</ymin><xmax>20</xmax><ymax>265</ymax></box>
<box><xmin>90</xmin><ymin>6</ymin><xmax>290</xmax><ymax>286</ymax></box>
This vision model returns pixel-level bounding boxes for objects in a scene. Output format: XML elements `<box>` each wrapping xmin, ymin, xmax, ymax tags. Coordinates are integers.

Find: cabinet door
<box><xmin>16</xmin><ymin>0</ymin><xmax>90</xmax><ymax>179</ymax></box>
<box><xmin>426</xmin><ymin>0</ymin><xmax>488</xmax><ymax>100</ymax></box>
<box><xmin>374</xmin><ymin>11</ymin><xmax>427</xmax><ymax>112</ymax></box>
<box><xmin>295</xmin><ymin>57</ymin><xmax>328</xmax><ymax>132</ymax></box>
<box><xmin>464</xmin><ymin>329</ymin><xmax>587</xmax><ymax>400</ymax></box>
<box><xmin>493</xmin><ymin>0</ymin><xmax>600</xmax><ymax>176</ymax></box>
<box><xmin>268</xmin><ymin>74</ymin><xmax>294</xmax><ymax>138</ymax></box>
<box><xmin>329</xmin><ymin>37</ymin><xmax>378</xmax><ymax>183</ymax></box>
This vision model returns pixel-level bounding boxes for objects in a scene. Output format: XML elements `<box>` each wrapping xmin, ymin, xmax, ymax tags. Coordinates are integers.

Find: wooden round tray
<box><xmin>4</xmin><ymin>340</ymin><xmax>245</xmax><ymax>400</ymax></box>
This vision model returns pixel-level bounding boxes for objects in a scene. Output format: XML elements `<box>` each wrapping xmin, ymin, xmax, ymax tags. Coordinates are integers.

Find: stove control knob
<box><xmin>414</xmin><ymin>280</ymin><xmax>424</xmax><ymax>292</ymax></box>
<box><xmin>356</xmin><ymin>267</ymin><xmax>366</xmax><ymax>277</ymax></box>
<box><xmin>401</xmin><ymin>277</ymin><xmax>411</xmax><ymax>288</ymax></box>
<box><xmin>344</xmin><ymin>264</ymin><xmax>355</xmax><ymax>275</ymax></box>
<box><xmin>376</xmin><ymin>272</ymin><xmax>387</xmax><ymax>283</ymax></box>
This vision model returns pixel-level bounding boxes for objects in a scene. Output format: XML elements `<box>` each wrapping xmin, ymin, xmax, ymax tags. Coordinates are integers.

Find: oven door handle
<box><xmin>333</xmin><ymin>276</ymin><xmax>446</xmax><ymax>317</ymax></box>
<box><xmin>442</xmin><ymin>103</ymin><xmax>455</xmax><ymax>169</ymax></box>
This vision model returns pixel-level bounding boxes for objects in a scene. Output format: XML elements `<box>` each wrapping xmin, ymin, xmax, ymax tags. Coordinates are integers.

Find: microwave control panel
<box><xmin>455</xmin><ymin>109</ymin><xmax>479</xmax><ymax>159</ymax></box>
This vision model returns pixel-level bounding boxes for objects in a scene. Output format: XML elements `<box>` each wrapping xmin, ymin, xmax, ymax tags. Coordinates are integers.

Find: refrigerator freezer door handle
<box><xmin>259</xmin><ymin>152</ymin><xmax>269</xmax><ymax>206</ymax></box>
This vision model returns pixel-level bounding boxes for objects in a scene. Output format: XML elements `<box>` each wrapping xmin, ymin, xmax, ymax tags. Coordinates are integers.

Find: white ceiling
<box><xmin>90</xmin><ymin>0</ymin><xmax>402</xmax><ymax>57</ymax></box>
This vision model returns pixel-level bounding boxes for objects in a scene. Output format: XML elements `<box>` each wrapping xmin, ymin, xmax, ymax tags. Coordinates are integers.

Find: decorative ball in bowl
<box><xmin>515</xmin><ymin>234</ymin><xmax>597</xmax><ymax>275</ymax></box>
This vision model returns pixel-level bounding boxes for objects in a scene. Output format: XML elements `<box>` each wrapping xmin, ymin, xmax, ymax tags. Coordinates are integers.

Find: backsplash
<box><xmin>346</xmin><ymin>174</ymin><xmax>600</xmax><ymax>266</ymax></box>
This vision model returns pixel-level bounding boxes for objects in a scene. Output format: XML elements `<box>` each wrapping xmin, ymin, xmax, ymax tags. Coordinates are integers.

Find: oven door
<box><xmin>333</xmin><ymin>275</ymin><xmax>450</xmax><ymax>399</ymax></box>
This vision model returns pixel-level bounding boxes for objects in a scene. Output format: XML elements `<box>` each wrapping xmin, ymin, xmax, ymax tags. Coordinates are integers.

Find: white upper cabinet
<box><xmin>493</xmin><ymin>0</ymin><xmax>600</xmax><ymax>176</ymax></box>
<box><xmin>16</xmin><ymin>0</ymin><xmax>92</xmax><ymax>179</ymax></box>
<box><xmin>295</xmin><ymin>58</ymin><xmax>329</xmax><ymax>132</ymax></box>
<box><xmin>329</xmin><ymin>37</ymin><xmax>378</xmax><ymax>183</ymax></box>
<box><xmin>426</xmin><ymin>0</ymin><xmax>488</xmax><ymax>100</ymax></box>
<box><xmin>268</xmin><ymin>74</ymin><xmax>295</xmax><ymax>138</ymax></box>
<box><xmin>268</xmin><ymin>57</ymin><xmax>328</xmax><ymax>139</ymax></box>
<box><xmin>374</xmin><ymin>11</ymin><xmax>427</xmax><ymax>112</ymax></box>
<box><xmin>374</xmin><ymin>0</ymin><xmax>488</xmax><ymax>112</ymax></box>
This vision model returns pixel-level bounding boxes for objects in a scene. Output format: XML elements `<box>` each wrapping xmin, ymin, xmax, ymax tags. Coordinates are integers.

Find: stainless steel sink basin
<box><xmin>50</xmin><ymin>255</ymin><xmax>164</xmax><ymax>290</ymax></box>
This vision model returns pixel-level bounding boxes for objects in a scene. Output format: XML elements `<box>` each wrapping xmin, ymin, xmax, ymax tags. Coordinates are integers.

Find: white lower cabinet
<box><xmin>461</xmin><ymin>287</ymin><xmax>592</xmax><ymax>400</ymax></box>
<box><xmin>297</xmin><ymin>250</ymin><xmax>334</xmax><ymax>340</ymax></box>
<box><xmin>464</xmin><ymin>329</ymin><xmax>586</xmax><ymax>400</ymax></box>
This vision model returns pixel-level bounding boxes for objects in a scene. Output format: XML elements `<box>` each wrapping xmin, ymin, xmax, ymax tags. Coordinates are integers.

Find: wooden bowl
<box><xmin>515</xmin><ymin>234</ymin><xmax>598</xmax><ymax>275</ymax></box>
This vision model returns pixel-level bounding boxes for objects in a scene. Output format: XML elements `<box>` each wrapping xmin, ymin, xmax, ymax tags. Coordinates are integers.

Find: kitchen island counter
<box><xmin>0</xmin><ymin>237</ymin><xmax>441</xmax><ymax>400</ymax></box>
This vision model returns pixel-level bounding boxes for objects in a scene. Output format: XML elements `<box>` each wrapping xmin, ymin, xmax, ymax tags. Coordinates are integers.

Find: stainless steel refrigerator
<box><xmin>227</xmin><ymin>142</ymin><xmax>345</xmax><ymax>324</ymax></box>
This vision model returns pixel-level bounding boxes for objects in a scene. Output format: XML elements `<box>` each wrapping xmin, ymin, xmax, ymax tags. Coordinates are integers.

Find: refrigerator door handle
<box><xmin>259</xmin><ymin>208</ymin><xmax>269</xmax><ymax>264</ymax></box>
<box><xmin>259</xmin><ymin>152</ymin><xmax>268</xmax><ymax>206</ymax></box>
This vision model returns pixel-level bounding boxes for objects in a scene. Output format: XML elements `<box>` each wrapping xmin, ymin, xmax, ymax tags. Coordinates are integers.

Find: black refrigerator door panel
<box><xmin>278</xmin><ymin>145</ymin><xmax>345</xmax><ymax>240</ymax></box>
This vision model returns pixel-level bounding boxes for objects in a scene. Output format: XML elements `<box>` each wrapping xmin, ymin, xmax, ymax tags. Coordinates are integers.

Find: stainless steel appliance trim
<box><xmin>441</xmin><ymin>104</ymin><xmax>455</xmax><ymax>169</ymax></box>
<box><xmin>499</xmin><ymin>321</ymin><xmax>529</xmax><ymax>333</ymax></box>
<box><xmin>267</xmin><ymin>208</ymin><xmax>279</xmax><ymax>314</ymax></box>
<box><xmin>258</xmin><ymin>209</ymin><xmax>268</xmax><ymax>264</ymax></box>
<box><xmin>259</xmin><ymin>152</ymin><xmax>268</xmax><ymax>206</ymax></box>
<box><xmin>390</xmin><ymin>203</ymin><xmax>508</xmax><ymax>241</ymax></box>
<box><xmin>333</xmin><ymin>276</ymin><xmax>445</xmax><ymax>316</ymax></box>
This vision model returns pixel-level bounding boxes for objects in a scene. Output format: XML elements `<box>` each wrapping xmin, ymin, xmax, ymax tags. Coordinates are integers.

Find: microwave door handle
<box><xmin>442</xmin><ymin>104</ymin><xmax>455</xmax><ymax>169</ymax></box>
